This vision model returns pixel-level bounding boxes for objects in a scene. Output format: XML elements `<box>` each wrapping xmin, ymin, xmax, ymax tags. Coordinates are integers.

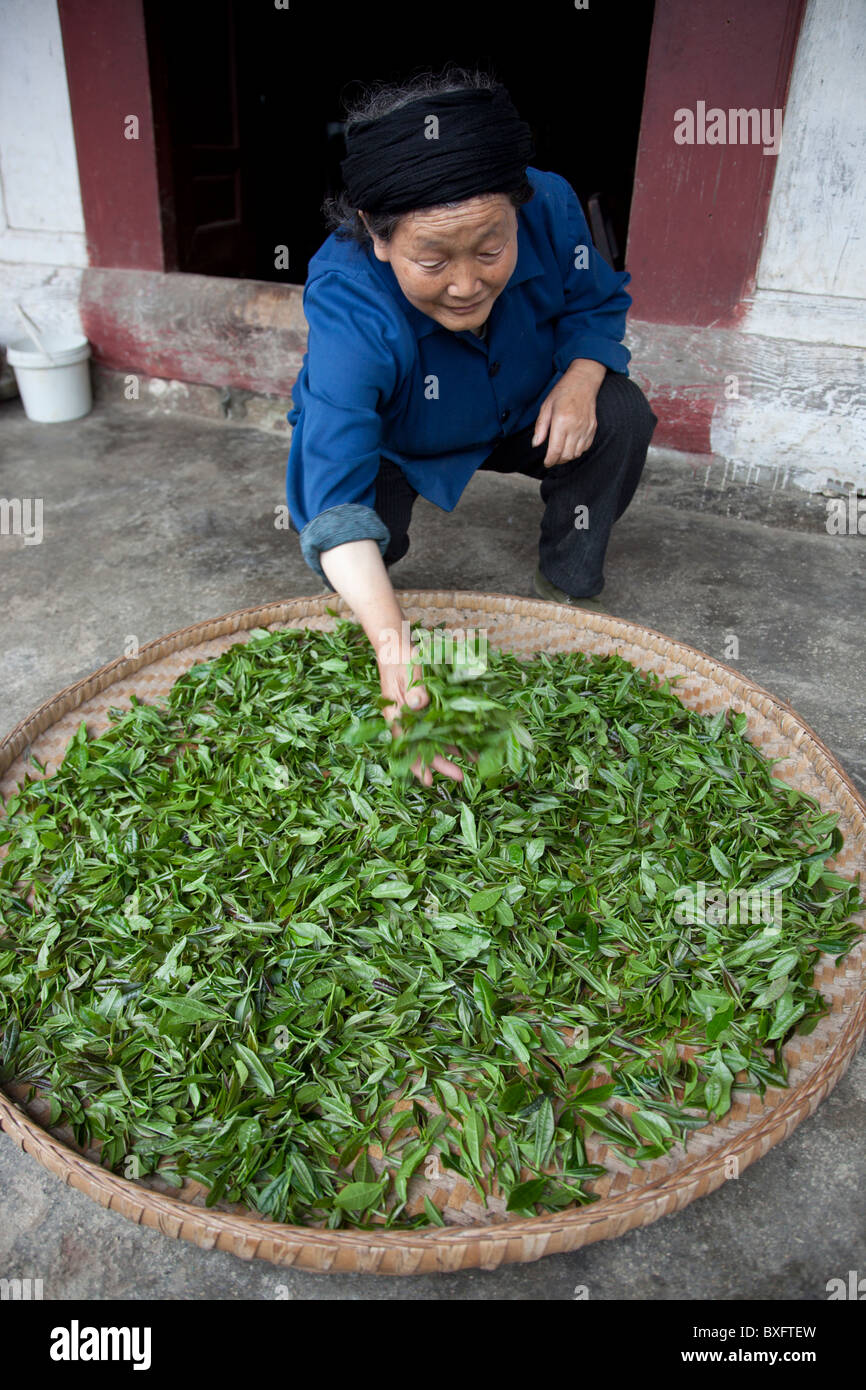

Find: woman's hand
<box><xmin>532</xmin><ymin>358</ymin><xmax>607</xmax><ymax>467</ymax></box>
<box><xmin>318</xmin><ymin>537</ymin><xmax>463</xmax><ymax>786</ymax></box>
<box><xmin>378</xmin><ymin>658</ymin><xmax>464</xmax><ymax>787</ymax></box>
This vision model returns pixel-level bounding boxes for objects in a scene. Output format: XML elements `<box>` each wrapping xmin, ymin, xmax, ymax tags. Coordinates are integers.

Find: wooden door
<box><xmin>144</xmin><ymin>0</ymin><xmax>253</xmax><ymax>277</ymax></box>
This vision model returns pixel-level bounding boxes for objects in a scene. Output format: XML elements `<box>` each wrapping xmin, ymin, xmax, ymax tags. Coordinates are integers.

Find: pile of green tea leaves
<box><xmin>0</xmin><ymin>621</ymin><xmax>862</xmax><ymax>1229</ymax></box>
<box><xmin>361</xmin><ymin>658</ymin><xmax>535</xmax><ymax>781</ymax></box>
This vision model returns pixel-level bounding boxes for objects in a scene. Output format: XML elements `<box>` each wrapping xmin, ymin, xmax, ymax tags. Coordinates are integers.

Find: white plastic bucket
<box><xmin>5</xmin><ymin>334</ymin><xmax>92</xmax><ymax>423</ymax></box>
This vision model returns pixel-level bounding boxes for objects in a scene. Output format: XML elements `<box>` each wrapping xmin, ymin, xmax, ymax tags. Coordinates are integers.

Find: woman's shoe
<box><xmin>533</xmin><ymin>565</ymin><xmax>608</xmax><ymax>612</ymax></box>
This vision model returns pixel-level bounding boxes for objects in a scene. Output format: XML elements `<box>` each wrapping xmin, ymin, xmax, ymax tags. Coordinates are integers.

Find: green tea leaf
<box><xmin>462</xmin><ymin>1111</ymin><xmax>485</xmax><ymax>1171</ymax></box>
<box><xmin>333</xmin><ymin>1180</ymin><xmax>387</xmax><ymax>1211</ymax></box>
<box><xmin>533</xmin><ymin>1098</ymin><xmax>555</xmax><ymax>1169</ymax></box>
<box><xmin>506</xmin><ymin>1177</ymin><xmax>547</xmax><ymax>1211</ymax></box>
<box><xmin>460</xmin><ymin>803</ymin><xmax>478</xmax><ymax>852</ymax></box>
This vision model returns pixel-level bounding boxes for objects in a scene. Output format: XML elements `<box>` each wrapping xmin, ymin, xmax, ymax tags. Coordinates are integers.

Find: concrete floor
<box><xmin>0</xmin><ymin>394</ymin><xmax>864</xmax><ymax>1300</ymax></box>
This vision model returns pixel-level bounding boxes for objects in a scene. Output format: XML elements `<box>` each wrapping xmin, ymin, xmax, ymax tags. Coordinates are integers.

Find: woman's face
<box><xmin>362</xmin><ymin>194</ymin><xmax>518</xmax><ymax>331</ymax></box>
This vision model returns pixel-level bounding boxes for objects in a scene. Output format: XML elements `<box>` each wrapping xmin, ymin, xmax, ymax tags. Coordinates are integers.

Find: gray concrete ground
<box><xmin>0</xmin><ymin>394</ymin><xmax>864</xmax><ymax>1300</ymax></box>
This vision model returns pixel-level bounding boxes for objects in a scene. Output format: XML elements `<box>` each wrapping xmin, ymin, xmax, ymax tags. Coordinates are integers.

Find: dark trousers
<box><xmin>377</xmin><ymin>369</ymin><xmax>657</xmax><ymax>596</ymax></box>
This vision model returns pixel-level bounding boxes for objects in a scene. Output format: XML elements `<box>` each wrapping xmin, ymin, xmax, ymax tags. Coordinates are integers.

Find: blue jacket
<box><xmin>286</xmin><ymin>166</ymin><xmax>632</xmax><ymax>579</ymax></box>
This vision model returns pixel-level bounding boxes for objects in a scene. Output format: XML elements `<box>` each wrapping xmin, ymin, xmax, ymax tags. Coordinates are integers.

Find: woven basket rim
<box><xmin>1</xmin><ymin>589</ymin><xmax>864</xmax><ymax>1275</ymax></box>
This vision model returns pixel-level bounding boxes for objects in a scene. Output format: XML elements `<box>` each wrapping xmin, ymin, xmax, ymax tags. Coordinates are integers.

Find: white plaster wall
<box><xmin>0</xmin><ymin>263</ymin><xmax>84</xmax><ymax>346</ymax></box>
<box><xmin>744</xmin><ymin>0</ymin><xmax>866</xmax><ymax>348</ymax></box>
<box><xmin>0</xmin><ymin>0</ymin><xmax>86</xmax><ymax>345</ymax></box>
<box><xmin>724</xmin><ymin>0</ymin><xmax>866</xmax><ymax>490</ymax></box>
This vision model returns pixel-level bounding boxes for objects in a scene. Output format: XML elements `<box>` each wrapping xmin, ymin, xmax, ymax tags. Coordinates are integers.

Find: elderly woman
<box><xmin>286</xmin><ymin>70</ymin><xmax>657</xmax><ymax>782</ymax></box>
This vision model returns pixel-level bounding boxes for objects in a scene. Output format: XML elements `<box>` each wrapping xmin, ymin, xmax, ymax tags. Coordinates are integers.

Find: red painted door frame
<box><xmin>626</xmin><ymin>0</ymin><xmax>807</xmax><ymax>327</ymax></box>
<box><xmin>57</xmin><ymin>0</ymin><xmax>168</xmax><ymax>271</ymax></box>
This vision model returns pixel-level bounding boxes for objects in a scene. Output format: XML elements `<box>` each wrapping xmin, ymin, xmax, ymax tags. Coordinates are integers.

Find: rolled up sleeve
<box><xmin>299</xmin><ymin>502</ymin><xmax>390</xmax><ymax>585</ymax></box>
<box><xmin>287</xmin><ymin>271</ymin><xmax>404</xmax><ymax>579</ymax></box>
<box><xmin>548</xmin><ymin>172</ymin><xmax>632</xmax><ymax>377</ymax></box>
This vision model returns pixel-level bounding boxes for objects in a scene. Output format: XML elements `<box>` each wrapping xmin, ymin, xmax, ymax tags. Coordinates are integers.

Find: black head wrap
<box><xmin>340</xmin><ymin>85</ymin><xmax>535</xmax><ymax>217</ymax></box>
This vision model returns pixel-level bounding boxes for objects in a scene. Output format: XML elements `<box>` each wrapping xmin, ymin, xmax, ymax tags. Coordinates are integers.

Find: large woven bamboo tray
<box><xmin>1</xmin><ymin>592</ymin><xmax>864</xmax><ymax>1275</ymax></box>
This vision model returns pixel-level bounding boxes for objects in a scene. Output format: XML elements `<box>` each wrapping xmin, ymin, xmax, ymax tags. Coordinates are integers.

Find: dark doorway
<box><xmin>145</xmin><ymin>0</ymin><xmax>655</xmax><ymax>284</ymax></box>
